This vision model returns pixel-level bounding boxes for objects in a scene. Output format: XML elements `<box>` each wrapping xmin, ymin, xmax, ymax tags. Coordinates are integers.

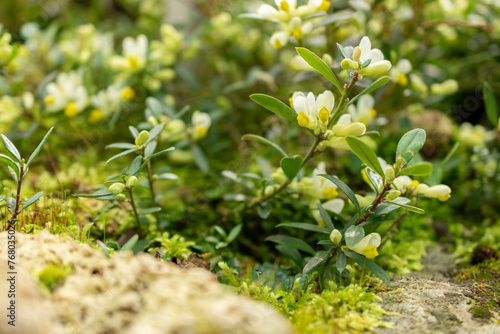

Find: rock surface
<box><xmin>0</xmin><ymin>231</ymin><xmax>295</xmax><ymax>334</ymax></box>
<box><xmin>376</xmin><ymin>247</ymin><xmax>500</xmax><ymax>334</ymax></box>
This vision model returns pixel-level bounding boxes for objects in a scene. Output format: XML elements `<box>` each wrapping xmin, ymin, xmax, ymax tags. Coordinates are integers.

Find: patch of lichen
<box><xmin>218</xmin><ymin>262</ymin><xmax>393</xmax><ymax>333</ymax></box>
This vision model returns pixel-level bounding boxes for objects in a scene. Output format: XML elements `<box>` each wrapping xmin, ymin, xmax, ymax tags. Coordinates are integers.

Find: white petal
<box><xmin>358</xmin><ymin>94</ymin><xmax>374</xmax><ymax>112</ymax></box>
<box><xmin>322</xmin><ymin>198</ymin><xmax>344</xmax><ymax>214</ymax></box>
<box><xmin>359</xmin><ymin>36</ymin><xmax>371</xmax><ymax>62</ymax></box>
<box><xmin>293</xmin><ymin>96</ymin><xmax>308</xmax><ymax>114</ymax></box>
<box><xmin>337</xmin><ymin>114</ymin><xmax>352</xmax><ymax>126</ymax></box>
<box><xmin>367</xmin><ymin>49</ymin><xmax>384</xmax><ymax>63</ymax></box>
<box><xmin>258</xmin><ymin>5</ymin><xmax>279</xmax><ymax>19</ymax></box>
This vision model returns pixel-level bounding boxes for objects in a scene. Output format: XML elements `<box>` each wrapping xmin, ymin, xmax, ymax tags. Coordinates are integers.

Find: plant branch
<box><xmin>356</xmin><ymin>183</ymin><xmax>391</xmax><ymax>226</ymax></box>
<box><xmin>10</xmin><ymin>164</ymin><xmax>24</xmax><ymax>223</ymax></box>
<box><xmin>127</xmin><ymin>188</ymin><xmax>142</xmax><ymax>237</ymax></box>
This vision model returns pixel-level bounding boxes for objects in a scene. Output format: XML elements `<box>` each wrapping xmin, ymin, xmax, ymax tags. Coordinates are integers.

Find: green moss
<box><xmin>471</xmin><ymin>304</ymin><xmax>493</xmax><ymax>320</ymax></box>
<box><xmin>455</xmin><ymin>258</ymin><xmax>500</xmax><ymax>281</ymax></box>
<box><xmin>34</xmin><ymin>264</ymin><xmax>72</xmax><ymax>294</ymax></box>
<box><xmin>218</xmin><ymin>262</ymin><xmax>392</xmax><ymax>333</ymax></box>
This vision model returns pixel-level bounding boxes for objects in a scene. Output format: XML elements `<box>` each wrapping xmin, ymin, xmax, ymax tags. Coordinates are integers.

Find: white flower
<box><xmin>346</xmin><ymin>36</ymin><xmax>391</xmax><ymax>76</ymax></box>
<box><xmin>320</xmin><ymin>114</ymin><xmax>366</xmax><ymax>150</ymax></box>
<box><xmin>292</xmin><ymin>90</ymin><xmax>335</xmax><ymax>133</ymax></box>
<box><xmin>110</xmin><ymin>35</ymin><xmax>148</xmax><ymax>73</ymax></box>
<box><xmin>44</xmin><ymin>71</ymin><xmax>88</xmax><ymax>117</ymax></box>
<box><xmin>312</xmin><ymin>198</ymin><xmax>344</xmax><ymax>225</ymax></box>
<box><xmin>457</xmin><ymin>123</ymin><xmax>495</xmax><ymax>148</ymax></box>
<box><xmin>348</xmin><ymin>94</ymin><xmax>377</xmax><ymax>125</ymax></box>
<box><xmin>416</xmin><ymin>184</ymin><xmax>451</xmax><ymax>202</ymax></box>
<box><xmin>350</xmin><ymin>232</ymin><xmax>381</xmax><ymax>259</ymax></box>
<box><xmin>88</xmin><ymin>83</ymin><xmax>126</xmax><ymax>122</ymax></box>
<box><xmin>312</xmin><ymin>162</ymin><xmax>339</xmax><ymax>200</ymax></box>
<box><xmin>390</xmin><ymin>59</ymin><xmax>412</xmax><ymax>86</ymax></box>
<box><xmin>192</xmin><ymin>111</ymin><xmax>211</xmax><ymax>140</ymax></box>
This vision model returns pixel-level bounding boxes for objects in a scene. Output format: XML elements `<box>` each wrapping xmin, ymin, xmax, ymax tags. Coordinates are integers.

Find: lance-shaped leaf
<box><xmin>280</xmin><ymin>155</ymin><xmax>303</xmax><ymax>180</ymax></box>
<box><xmin>296</xmin><ymin>47</ymin><xmax>342</xmax><ymax>93</ymax></box>
<box><xmin>145</xmin><ymin>123</ymin><xmax>165</xmax><ymax>144</ymax></box>
<box><xmin>398</xmin><ymin>162</ymin><xmax>433</xmax><ymax>176</ymax></box>
<box><xmin>242</xmin><ymin>134</ymin><xmax>288</xmax><ymax>157</ymax></box>
<box><xmin>129</xmin><ymin>126</ymin><xmax>139</xmax><ymax>138</ymax></box>
<box><xmin>148</xmin><ymin>147</ymin><xmax>175</xmax><ymax>159</ymax></box>
<box><xmin>128</xmin><ymin>156</ymin><xmax>143</xmax><ymax>177</ymax></box>
<box><xmin>346</xmin><ymin>136</ymin><xmax>384</xmax><ymax>177</ymax></box>
<box><xmin>266</xmin><ymin>235</ymin><xmax>316</xmax><ymax>255</ymax></box>
<box><xmin>121</xmin><ymin>235</ymin><xmax>139</xmax><ymax>252</ymax></box>
<box><xmin>364</xmin><ymin>167</ymin><xmax>383</xmax><ymax>193</ymax></box>
<box><xmin>317</xmin><ymin>202</ymin><xmax>335</xmax><ymax>231</ymax></box>
<box><xmin>388</xmin><ymin>200</ymin><xmax>425</xmax><ymax>214</ymax></box>
<box><xmin>303</xmin><ymin>250</ymin><xmax>329</xmax><ymax>274</ymax></box>
<box><xmin>371</xmin><ymin>197</ymin><xmax>410</xmax><ymax>218</ymax></box>
<box><xmin>105</xmin><ymin>149</ymin><xmax>140</xmax><ymax>165</ymax></box>
<box><xmin>348</xmin><ymin>76</ymin><xmax>391</xmax><ymax>106</ymax></box>
<box><xmin>1</xmin><ymin>134</ymin><xmax>21</xmax><ymax>162</ymax></box>
<box><xmin>344</xmin><ymin>251</ymin><xmax>390</xmax><ymax>281</ymax></box>
<box><xmin>23</xmin><ymin>191</ymin><xmax>44</xmax><ymax>209</ymax></box>
<box><xmin>250</xmin><ymin>94</ymin><xmax>298</xmax><ymax>124</ymax></box>
<box><xmin>26</xmin><ymin>127</ymin><xmax>54</xmax><ymax>167</ymax></box>
<box><xmin>396</xmin><ymin>129</ymin><xmax>426</xmax><ymax>166</ymax></box>
<box><xmin>320</xmin><ymin>174</ymin><xmax>361</xmax><ymax>213</ymax></box>
<box><xmin>277</xmin><ymin>222</ymin><xmax>330</xmax><ymax>234</ymax></box>
<box><xmin>336</xmin><ymin>251</ymin><xmax>347</xmax><ymax>273</ymax></box>
<box><xmin>106</xmin><ymin>143</ymin><xmax>135</xmax><ymax>150</ymax></box>
<box><xmin>73</xmin><ymin>189</ymin><xmax>113</xmax><ymax>198</ymax></box>
<box><xmin>483</xmin><ymin>82</ymin><xmax>498</xmax><ymax>127</ymax></box>
<box><xmin>0</xmin><ymin>154</ymin><xmax>19</xmax><ymax>176</ymax></box>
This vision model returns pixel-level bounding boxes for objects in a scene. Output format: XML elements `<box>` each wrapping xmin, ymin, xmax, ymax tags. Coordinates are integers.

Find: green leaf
<box><xmin>396</xmin><ymin>129</ymin><xmax>426</xmax><ymax>166</ymax></box>
<box><xmin>0</xmin><ymin>153</ymin><xmax>19</xmax><ymax>176</ymax></box>
<box><xmin>146</xmin><ymin>97</ymin><xmax>163</xmax><ymax>117</ymax></box>
<box><xmin>364</xmin><ymin>167</ymin><xmax>383</xmax><ymax>193</ymax></box>
<box><xmin>121</xmin><ymin>235</ymin><xmax>139</xmax><ymax>252</ymax></box>
<box><xmin>140</xmin><ymin>207</ymin><xmax>161</xmax><ymax>215</ymax></box>
<box><xmin>144</xmin><ymin>141</ymin><xmax>157</xmax><ymax>158</ymax></box>
<box><xmin>348</xmin><ymin>76</ymin><xmax>391</xmax><ymax>106</ymax></box>
<box><xmin>346</xmin><ymin>136</ymin><xmax>384</xmax><ymax>177</ymax></box>
<box><xmin>242</xmin><ymin>134</ymin><xmax>288</xmax><ymax>157</ymax></box>
<box><xmin>398</xmin><ymin>162</ymin><xmax>433</xmax><ymax>176</ymax></box>
<box><xmin>147</xmin><ymin>147</ymin><xmax>175</xmax><ymax>159</ymax></box>
<box><xmin>280</xmin><ymin>155</ymin><xmax>303</xmax><ymax>180</ymax></box>
<box><xmin>316</xmin><ymin>202</ymin><xmax>335</xmax><ymax>231</ymax></box>
<box><xmin>23</xmin><ymin>191</ymin><xmax>44</xmax><ymax>209</ymax></box>
<box><xmin>129</xmin><ymin>156</ymin><xmax>143</xmax><ymax>177</ymax></box>
<box><xmin>105</xmin><ymin>149</ymin><xmax>139</xmax><ymax>165</ymax></box>
<box><xmin>344</xmin><ymin>251</ymin><xmax>390</xmax><ymax>281</ymax></box>
<box><xmin>26</xmin><ymin>127</ymin><xmax>53</xmax><ymax>167</ymax></box>
<box><xmin>317</xmin><ymin>239</ymin><xmax>335</xmax><ymax>246</ymax></box>
<box><xmin>80</xmin><ymin>222</ymin><xmax>94</xmax><ymax>243</ymax></box>
<box><xmin>303</xmin><ymin>250</ymin><xmax>329</xmax><ymax>274</ymax></box>
<box><xmin>276</xmin><ymin>245</ymin><xmax>303</xmax><ymax>266</ymax></box>
<box><xmin>344</xmin><ymin>225</ymin><xmax>365</xmax><ymax>248</ymax></box>
<box><xmin>266</xmin><ymin>235</ymin><xmax>316</xmax><ymax>255</ymax></box>
<box><xmin>106</xmin><ymin>143</ymin><xmax>135</xmax><ymax>150</ymax></box>
<box><xmin>320</xmin><ymin>174</ymin><xmax>361</xmax><ymax>213</ymax></box>
<box><xmin>73</xmin><ymin>189</ymin><xmax>112</xmax><ymax>198</ymax></box>
<box><xmin>191</xmin><ymin>144</ymin><xmax>209</xmax><ymax>173</ymax></box>
<box><xmin>277</xmin><ymin>222</ymin><xmax>330</xmax><ymax>234</ymax></box>
<box><xmin>371</xmin><ymin>197</ymin><xmax>410</xmax><ymax>218</ymax></box>
<box><xmin>250</xmin><ymin>94</ymin><xmax>298</xmax><ymax>124</ymax></box>
<box><xmin>483</xmin><ymin>82</ymin><xmax>498</xmax><ymax>127</ymax></box>
<box><xmin>336</xmin><ymin>43</ymin><xmax>348</xmax><ymax>59</ymax></box>
<box><xmin>296</xmin><ymin>47</ymin><xmax>342</xmax><ymax>92</ymax></box>
<box><xmin>129</xmin><ymin>126</ymin><xmax>139</xmax><ymax>138</ymax></box>
<box><xmin>258</xmin><ymin>202</ymin><xmax>273</xmax><ymax>219</ymax></box>
<box><xmin>145</xmin><ymin>123</ymin><xmax>165</xmax><ymax>144</ymax></box>
<box><xmin>96</xmin><ymin>240</ymin><xmax>110</xmax><ymax>257</ymax></box>
<box><xmin>336</xmin><ymin>251</ymin><xmax>347</xmax><ymax>273</ymax></box>
<box><xmin>1</xmin><ymin>134</ymin><xmax>21</xmax><ymax>162</ymax></box>
<box><xmin>156</xmin><ymin>173</ymin><xmax>178</xmax><ymax>180</ymax></box>
<box><xmin>388</xmin><ymin>200</ymin><xmax>425</xmax><ymax>214</ymax></box>
<box><xmin>227</xmin><ymin>224</ymin><xmax>242</xmax><ymax>243</ymax></box>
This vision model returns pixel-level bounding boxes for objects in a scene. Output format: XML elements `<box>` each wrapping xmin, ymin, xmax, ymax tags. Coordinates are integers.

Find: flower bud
<box><xmin>109</xmin><ymin>183</ymin><xmax>124</xmax><ymax>195</ymax></box>
<box><xmin>341</xmin><ymin>59</ymin><xmax>359</xmax><ymax>71</ymax></box>
<box><xmin>322</xmin><ymin>54</ymin><xmax>333</xmax><ymax>67</ymax></box>
<box><xmin>152</xmin><ymin>174</ymin><xmax>158</xmax><ymax>181</ymax></box>
<box><xmin>395</xmin><ymin>156</ymin><xmax>403</xmax><ymax>172</ymax></box>
<box><xmin>117</xmin><ymin>194</ymin><xmax>127</xmax><ymax>201</ymax></box>
<box><xmin>352</xmin><ymin>46</ymin><xmax>361</xmax><ymax>62</ymax></box>
<box><xmin>319</xmin><ymin>107</ymin><xmax>330</xmax><ymax>123</ymax></box>
<box><xmin>135</xmin><ymin>130</ymin><xmax>150</xmax><ymax>146</ymax></box>
<box><xmin>126</xmin><ymin>176</ymin><xmax>138</xmax><ymax>188</ymax></box>
<box><xmin>264</xmin><ymin>185</ymin><xmax>276</xmax><ymax>196</ymax></box>
<box><xmin>386</xmin><ymin>190</ymin><xmax>400</xmax><ymax>201</ymax></box>
<box><xmin>384</xmin><ymin>166</ymin><xmax>395</xmax><ymax>184</ymax></box>
<box><xmin>148</xmin><ymin>116</ymin><xmax>158</xmax><ymax>127</ymax></box>
<box><xmin>330</xmin><ymin>229</ymin><xmax>342</xmax><ymax>244</ymax></box>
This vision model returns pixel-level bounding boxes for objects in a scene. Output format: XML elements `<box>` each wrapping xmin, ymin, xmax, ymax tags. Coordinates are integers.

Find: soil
<box><xmin>376</xmin><ymin>246</ymin><xmax>500</xmax><ymax>334</ymax></box>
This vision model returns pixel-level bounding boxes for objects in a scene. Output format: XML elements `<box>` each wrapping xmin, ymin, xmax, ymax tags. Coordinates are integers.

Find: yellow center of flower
<box><xmin>369</xmin><ymin>108</ymin><xmax>377</xmax><ymax>118</ymax></box>
<box><xmin>318</xmin><ymin>0</ymin><xmax>331</xmax><ymax>11</ymax></box>
<box><xmin>120</xmin><ymin>86</ymin><xmax>135</xmax><ymax>100</ymax></box>
<box><xmin>319</xmin><ymin>107</ymin><xmax>330</xmax><ymax>123</ymax></box>
<box><xmin>323</xmin><ymin>187</ymin><xmax>338</xmax><ymax>200</ymax></box>
<box><xmin>297</xmin><ymin>112</ymin><xmax>309</xmax><ymax>127</ymax></box>
<box><xmin>195</xmin><ymin>126</ymin><xmax>208</xmax><ymax>139</ymax></box>
<box><xmin>127</xmin><ymin>56</ymin><xmax>139</xmax><ymax>70</ymax></box>
<box><xmin>361</xmin><ymin>169</ymin><xmax>370</xmax><ymax>185</ymax></box>
<box><xmin>397</xmin><ymin>73</ymin><xmax>408</xmax><ymax>86</ymax></box>
<box><xmin>292</xmin><ymin>27</ymin><xmax>302</xmax><ymax>40</ymax></box>
<box><xmin>44</xmin><ymin>95</ymin><xmax>55</xmax><ymax>105</ymax></box>
<box><xmin>280</xmin><ymin>0</ymin><xmax>290</xmax><ymax>11</ymax></box>
<box><xmin>88</xmin><ymin>109</ymin><xmax>103</xmax><ymax>123</ymax></box>
<box><xmin>361</xmin><ymin>245</ymin><xmax>379</xmax><ymax>259</ymax></box>
<box><xmin>408</xmin><ymin>180</ymin><xmax>420</xmax><ymax>189</ymax></box>
<box><xmin>437</xmin><ymin>194</ymin><xmax>451</xmax><ymax>202</ymax></box>
<box><xmin>64</xmin><ymin>102</ymin><xmax>79</xmax><ymax>118</ymax></box>
<box><xmin>289</xmin><ymin>97</ymin><xmax>294</xmax><ymax>109</ymax></box>
<box><xmin>273</xmin><ymin>38</ymin><xmax>283</xmax><ymax>49</ymax></box>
